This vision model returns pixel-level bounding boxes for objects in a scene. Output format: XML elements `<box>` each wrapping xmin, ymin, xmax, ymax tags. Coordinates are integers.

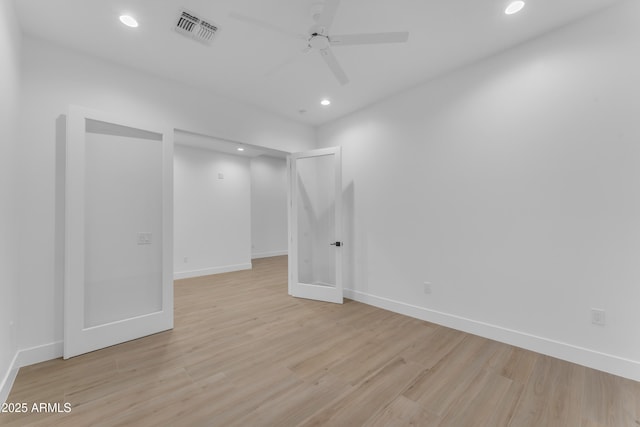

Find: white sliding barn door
<box><xmin>64</xmin><ymin>106</ymin><xmax>173</xmax><ymax>358</ymax></box>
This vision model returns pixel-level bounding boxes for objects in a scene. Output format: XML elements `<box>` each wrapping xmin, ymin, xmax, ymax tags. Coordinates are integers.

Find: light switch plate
<box><xmin>591</xmin><ymin>308</ymin><xmax>605</xmax><ymax>326</ymax></box>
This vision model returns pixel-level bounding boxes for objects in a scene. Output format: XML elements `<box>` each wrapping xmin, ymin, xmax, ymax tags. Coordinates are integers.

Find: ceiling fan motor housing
<box><xmin>308</xmin><ymin>33</ymin><xmax>330</xmax><ymax>50</ymax></box>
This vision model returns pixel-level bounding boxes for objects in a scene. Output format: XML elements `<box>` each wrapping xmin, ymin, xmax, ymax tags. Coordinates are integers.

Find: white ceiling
<box><xmin>15</xmin><ymin>0</ymin><xmax>621</xmax><ymax>126</ymax></box>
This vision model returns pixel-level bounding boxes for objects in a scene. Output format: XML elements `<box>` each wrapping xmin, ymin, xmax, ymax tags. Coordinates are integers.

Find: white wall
<box><xmin>174</xmin><ymin>145</ymin><xmax>251</xmax><ymax>279</ymax></box>
<box><xmin>250</xmin><ymin>156</ymin><xmax>288</xmax><ymax>259</ymax></box>
<box><xmin>18</xmin><ymin>36</ymin><xmax>315</xmax><ymax>358</ymax></box>
<box><xmin>317</xmin><ymin>0</ymin><xmax>640</xmax><ymax>380</ymax></box>
<box><xmin>0</xmin><ymin>0</ymin><xmax>22</xmax><ymax>403</ymax></box>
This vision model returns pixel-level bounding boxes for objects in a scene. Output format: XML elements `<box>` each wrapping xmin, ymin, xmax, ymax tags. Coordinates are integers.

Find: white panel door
<box><xmin>289</xmin><ymin>147</ymin><xmax>343</xmax><ymax>304</ymax></box>
<box><xmin>65</xmin><ymin>105</ymin><xmax>173</xmax><ymax>358</ymax></box>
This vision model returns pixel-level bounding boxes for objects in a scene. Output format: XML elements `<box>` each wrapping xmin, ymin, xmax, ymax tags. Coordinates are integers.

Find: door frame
<box><xmin>288</xmin><ymin>146</ymin><xmax>343</xmax><ymax>304</ymax></box>
<box><xmin>64</xmin><ymin>105</ymin><xmax>174</xmax><ymax>359</ymax></box>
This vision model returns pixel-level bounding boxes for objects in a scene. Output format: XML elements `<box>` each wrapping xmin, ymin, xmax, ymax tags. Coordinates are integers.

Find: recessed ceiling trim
<box><xmin>505</xmin><ymin>1</ymin><xmax>526</xmax><ymax>15</ymax></box>
<box><xmin>119</xmin><ymin>15</ymin><xmax>138</xmax><ymax>28</ymax></box>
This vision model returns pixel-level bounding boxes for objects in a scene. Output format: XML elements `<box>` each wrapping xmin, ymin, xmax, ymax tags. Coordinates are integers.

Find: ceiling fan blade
<box><xmin>264</xmin><ymin>48</ymin><xmax>311</xmax><ymax>78</ymax></box>
<box><xmin>330</xmin><ymin>32</ymin><xmax>409</xmax><ymax>46</ymax></box>
<box><xmin>319</xmin><ymin>48</ymin><xmax>349</xmax><ymax>85</ymax></box>
<box><xmin>229</xmin><ymin>12</ymin><xmax>306</xmax><ymax>40</ymax></box>
<box><xmin>317</xmin><ymin>0</ymin><xmax>341</xmax><ymax>32</ymax></box>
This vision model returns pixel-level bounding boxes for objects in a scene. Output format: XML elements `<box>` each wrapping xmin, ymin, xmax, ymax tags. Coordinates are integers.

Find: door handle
<box><xmin>330</xmin><ymin>242</ymin><xmax>342</xmax><ymax>247</ymax></box>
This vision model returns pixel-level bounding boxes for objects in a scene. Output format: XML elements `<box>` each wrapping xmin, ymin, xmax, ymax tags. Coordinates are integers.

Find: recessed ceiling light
<box><xmin>119</xmin><ymin>15</ymin><xmax>139</xmax><ymax>28</ymax></box>
<box><xmin>237</xmin><ymin>147</ymin><xmax>245</xmax><ymax>152</ymax></box>
<box><xmin>505</xmin><ymin>1</ymin><xmax>525</xmax><ymax>15</ymax></box>
<box><xmin>320</xmin><ymin>99</ymin><xmax>331</xmax><ymax>106</ymax></box>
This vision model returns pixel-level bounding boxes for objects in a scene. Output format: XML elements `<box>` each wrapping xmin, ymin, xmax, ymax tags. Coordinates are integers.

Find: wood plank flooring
<box><xmin>2</xmin><ymin>256</ymin><xmax>639</xmax><ymax>426</ymax></box>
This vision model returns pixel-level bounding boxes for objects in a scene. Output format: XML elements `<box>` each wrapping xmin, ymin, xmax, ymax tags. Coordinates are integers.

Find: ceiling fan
<box><xmin>230</xmin><ymin>0</ymin><xmax>409</xmax><ymax>85</ymax></box>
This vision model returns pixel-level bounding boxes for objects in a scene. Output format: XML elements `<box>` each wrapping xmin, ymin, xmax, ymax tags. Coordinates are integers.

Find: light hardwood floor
<box><xmin>2</xmin><ymin>256</ymin><xmax>639</xmax><ymax>426</ymax></box>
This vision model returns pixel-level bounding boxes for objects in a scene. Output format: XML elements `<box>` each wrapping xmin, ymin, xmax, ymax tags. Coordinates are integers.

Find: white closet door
<box><xmin>64</xmin><ymin>106</ymin><xmax>173</xmax><ymax>358</ymax></box>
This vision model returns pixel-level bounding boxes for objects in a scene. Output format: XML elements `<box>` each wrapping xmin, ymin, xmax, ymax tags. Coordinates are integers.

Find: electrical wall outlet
<box><xmin>591</xmin><ymin>309</ymin><xmax>606</xmax><ymax>326</ymax></box>
<box><xmin>423</xmin><ymin>282</ymin><xmax>432</xmax><ymax>294</ymax></box>
<box><xmin>137</xmin><ymin>232</ymin><xmax>152</xmax><ymax>245</ymax></box>
<box><xmin>183</xmin><ymin>257</ymin><xmax>188</xmax><ymax>263</ymax></box>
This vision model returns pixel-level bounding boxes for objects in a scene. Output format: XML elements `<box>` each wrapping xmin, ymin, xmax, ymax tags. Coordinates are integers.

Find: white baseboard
<box><xmin>251</xmin><ymin>250</ymin><xmax>288</xmax><ymax>260</ymax></box>
<box><xmin>18</xmin><ymin>341</ymin><xmax>63</xmax><ymax>368</ymax></box>
<box><xmin>174</xmin><ymin>263</ymin><xmax>252</xmax><ymax>280</ymax></box>
<box><xmin>1</xmin><ymin>341</ymin><xmax>63</xmax><ymax>405</ymax></box>
<box><xmin>0</xmin><ymin>352</ymin><xmax>19</xmax><ymax>405</ymax></box>
<box><xmin>344</xmin><ymin>289</ymin><xmax>640</xmax><ymax>382</ymax></box>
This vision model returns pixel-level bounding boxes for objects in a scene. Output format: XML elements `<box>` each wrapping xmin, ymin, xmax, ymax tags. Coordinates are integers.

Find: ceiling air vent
<box><xmin>175</xmin><ymin>9</ymin><xmax>218</xmax><ymax>45</ymax></box>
